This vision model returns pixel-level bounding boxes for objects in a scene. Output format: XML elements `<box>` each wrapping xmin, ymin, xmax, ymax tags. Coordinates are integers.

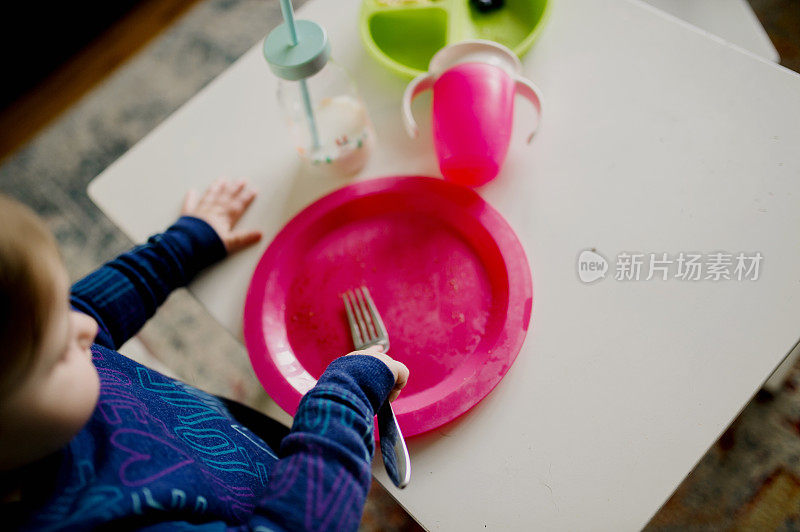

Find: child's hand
<box><xmin>181</xmin><ymin>178</ymin><xmax>262</xmax><ymax>254</ymax></box>
<box><xmin>347</xmin><ymin>346</ymin><xmax>409</xmax><ymax>402</ymax></box>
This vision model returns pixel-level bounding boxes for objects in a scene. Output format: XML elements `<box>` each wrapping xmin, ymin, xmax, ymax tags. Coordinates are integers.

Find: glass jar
<box><xmin>276</xmin><ymin>60</ymin><xmax>374</xmax><ymax>176</ymax></box>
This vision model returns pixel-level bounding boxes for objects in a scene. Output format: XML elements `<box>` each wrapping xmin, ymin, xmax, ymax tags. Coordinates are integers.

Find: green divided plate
<box><xmin>360</xmin><ymin>0</ymin><xmax>551</xmax><ymax>78</ymax></box>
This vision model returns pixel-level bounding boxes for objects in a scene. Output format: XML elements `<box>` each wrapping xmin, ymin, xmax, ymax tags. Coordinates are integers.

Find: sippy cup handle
<box><xmin>514</xmin><ymin>76</ymin><xmax>544</xmax><ymax>143</ymax></box>
<box><xmin>402</xmin><ymin>73</ymin><xmax>434</xmax><ymax>138</ymax></box>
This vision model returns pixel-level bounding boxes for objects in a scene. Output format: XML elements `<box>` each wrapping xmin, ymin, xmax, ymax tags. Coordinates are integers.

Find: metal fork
<box><xmin>342</xmin><ymin>286</ymin><xmax>411</xmax><ymax>489</ymax></box>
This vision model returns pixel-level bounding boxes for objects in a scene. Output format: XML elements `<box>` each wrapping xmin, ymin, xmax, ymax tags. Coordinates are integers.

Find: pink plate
<box><xmin>243</xmin><ymin>176</ymin><xmax>532</xmax><ymax>437</ymax></box>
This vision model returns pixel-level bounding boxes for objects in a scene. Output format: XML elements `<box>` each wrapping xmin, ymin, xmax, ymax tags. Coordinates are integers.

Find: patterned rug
<box><xmin>0</xmin><ymin>1</ymin><xmax>797</xmax><ymax>530</ymax></box>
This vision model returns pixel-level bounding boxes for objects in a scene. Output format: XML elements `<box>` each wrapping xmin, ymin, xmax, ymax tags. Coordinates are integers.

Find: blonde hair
<box><xmin>0</xmin><ymin>195</ymin><xmax>62</xmax><ymax>397</ymax></box>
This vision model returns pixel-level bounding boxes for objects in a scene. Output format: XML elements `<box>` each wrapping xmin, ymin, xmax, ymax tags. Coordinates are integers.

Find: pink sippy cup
<box><xmin>402</xmin><ymin>40</ymin><xmax>543</xmax><ymax>187</ymax></box>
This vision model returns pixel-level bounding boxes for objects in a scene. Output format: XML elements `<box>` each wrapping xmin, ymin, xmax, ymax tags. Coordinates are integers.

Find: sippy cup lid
<box><xmin>263</xmin><ymin>19</ymin><xmax>331</xmax><ymax>81</ymax></box>
<box><xmin>427</xmin><ymin>40</ymin><xmax>523</xmax><ymax>78</ymax></box>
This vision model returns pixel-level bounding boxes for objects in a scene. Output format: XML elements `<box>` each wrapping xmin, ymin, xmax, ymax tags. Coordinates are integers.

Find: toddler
<box><xmin>0</xmin><ymin>179</ymin><xmax>408</xmax><ymax>531</ymax></box>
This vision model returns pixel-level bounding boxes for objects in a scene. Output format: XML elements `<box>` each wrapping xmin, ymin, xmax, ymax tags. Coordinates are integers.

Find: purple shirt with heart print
<box><xmin>5</xmin><ymin>217</ymin><xmax>394</xmax><ymax>531</ymax></box>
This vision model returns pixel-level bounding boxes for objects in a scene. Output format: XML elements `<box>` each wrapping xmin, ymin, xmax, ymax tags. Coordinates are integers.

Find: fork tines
<box><xmin>342</xmin><ymin>286</ymin><xmax>385</xmax><ymax>348</ymax></box>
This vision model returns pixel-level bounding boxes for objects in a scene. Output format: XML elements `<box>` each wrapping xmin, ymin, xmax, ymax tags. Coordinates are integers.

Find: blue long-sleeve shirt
<box><xmin>10</xmin><ymin>217</ymin><xmax>394</xmax><ymax>531</ymax></box>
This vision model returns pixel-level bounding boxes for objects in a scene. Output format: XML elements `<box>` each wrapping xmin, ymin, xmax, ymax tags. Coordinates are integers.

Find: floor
<box><xmin>0</xmin><ymin>0</ymin><xmax>204</xmax><ymax>164</ymax></box>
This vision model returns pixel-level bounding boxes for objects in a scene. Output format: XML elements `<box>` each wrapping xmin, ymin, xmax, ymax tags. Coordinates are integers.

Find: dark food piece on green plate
<box><xmin>471</xmin><ymin>0</ymin><xmax>505</xmax><ymax>13</ymax></box>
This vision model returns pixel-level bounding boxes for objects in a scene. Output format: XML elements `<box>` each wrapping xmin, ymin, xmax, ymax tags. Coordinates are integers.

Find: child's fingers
<box><xmin>345</xmin><ymin>346</ymin><xmax>384</xmax><ymax>359</ymax></box>
<box><xmin>208</xmin><ymin>178</ymin><xmax>226</xmax><ymax>197</ymax></box>
<box><xmin>229</xmin><ymin>179</ymin><xmax>247</xmax><ymax>197</ymax></box>
<box><xmin>393</xmin><ymin>361</ymin><xmax>409</xmax><ymax>391</ymax></box>
<box><xmin>225</xmin><ymin>230</ymin><xmax>262</xmax><ymax>253</ymax></box>
<box><xmin>181</xmin><ymin>189</ymin><xmax>199</xmax><ymax>213</ymax></box>
<box><xmin>216</xmin><ymin>179</ymin><xmax>236</xmax><ymax>202</ymax></box>
<box><xmin>209</xmin><ymin>177</ymin><xmax>225</xmax><ymax>194</ymax></box>
<box><xmin>345</xmin><ymin>348</ymin><xmax>409</xmax><ymax>402</ymax></box>
<box><xmin>197</xmin><ymin>179</ymin><xmax>224</xmax><ymax>208</ymax></box>
<box><xmin>228</xmin><ymin>188</ymin><xmax>257</xmax><ymax>225</ymax></box>
<box><xmin>388</xmin><ymin>361</ymin><xmax>409</xmax><ymax>402</ymax></box>
<box><xmin>240</xmin><ymin>188</ymin><xmax>257</xmax><ymax>209</ymax></box>
<box><xmin>217</xmin><ymin>178</ymin><xmax>246</xmax><ymax>201</ymax></box>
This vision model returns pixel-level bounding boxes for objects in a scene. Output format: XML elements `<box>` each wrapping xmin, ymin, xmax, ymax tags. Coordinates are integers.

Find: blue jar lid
<box><xmin>263</xmin><ymin>20</ymin><xmax>331</xmax><ymax>81</ymax></box>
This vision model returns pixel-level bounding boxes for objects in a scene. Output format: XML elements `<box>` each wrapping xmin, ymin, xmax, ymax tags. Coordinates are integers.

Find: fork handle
<box><xmin>377</xmin><ymin>400</ymin><xmax>411</xmax><ymax>489</ymax></box>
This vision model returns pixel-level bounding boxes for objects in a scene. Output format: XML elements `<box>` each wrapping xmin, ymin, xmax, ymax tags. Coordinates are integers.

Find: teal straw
<box><xmin>299</xmin><ymin>81</ymin><xmax>319</xmax><ymax>149</ymax></box>
<box><xmin>279</xmin><ymin>0</ymin><xmax>320</xmax><ymax>150</ymax></box>
<box><xmin>279</xmin><ymin>0</ymin><xmax>298</xmax><ymax>43</ymax></box>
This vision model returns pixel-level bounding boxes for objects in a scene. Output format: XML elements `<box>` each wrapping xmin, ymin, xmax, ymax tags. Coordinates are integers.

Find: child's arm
<box><xmin>245</xmin><ymin>352</ymin><xmax>404</xmax><ymax>531</ymax></box>
<box><xmin>70</xmin><ymin>179</ymin><xmax>261</xmax><ymax>349</ymax></box>
<box><xmin>131</xmin><ymin>351</ymin><xmax>409</xmax><ymax>532</ymax></box>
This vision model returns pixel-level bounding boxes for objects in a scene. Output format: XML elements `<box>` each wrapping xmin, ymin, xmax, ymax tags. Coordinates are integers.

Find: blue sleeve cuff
<box><xmin>165</xmin><ymin>216</ymin><xmax>227</xmax><ymax>271</ymax></box>
<box><xmin>314</xmin><ymin>355</ymin><xmax>395</xmax><ymax>415</ymax></box>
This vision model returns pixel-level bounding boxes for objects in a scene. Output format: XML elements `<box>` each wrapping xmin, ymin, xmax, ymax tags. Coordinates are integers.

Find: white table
<box><xmin>89</xmin><ymin>0</ymin><xmax>800</xmax><ymax>529</ymax></box>
<box><xmin>641</xmin><ymin>0</ymin><xmax>778</xmax><ymax>62</ymax></box>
